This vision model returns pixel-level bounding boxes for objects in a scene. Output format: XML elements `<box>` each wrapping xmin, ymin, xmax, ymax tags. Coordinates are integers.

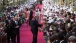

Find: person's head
<box><xmin>34</xmin><ymin>16</ymin><xmax>38</xmax><ymax>20</ymax></box>
<box><xmin>72</xmin><ymin>32</ymin><xmax>76</xmax><ymax>36</ymax></box>
<box><xmin>50</xmin><ymin>36</ymin><xmax>54</xmax><ymax>42</ymax></box>
<box><xmin>65</xmin><ymin>19</ymin><xmax>71</xmax><ymax>24</ymax></box>
<box><xmin>25</xmin><ymin>8</ymin><xmax>28</xmax><ymax>11</ymax></box>
<box><xmin>53</xmin><ymin>33</ymin><xmax>59</xmax><ymax>40</ymax></box>
<box><xmin>52</xmin><ymin>31</ymin><xmax>58</xmax><ymax>35</ymax></box>
<box><xmin>60</xmin><ymin>23</ymin><xmax>65</xmax><ymax>30</ymax></box>
<box><xmin>65</xmin><ymin>26</ymin><xmax>72</xmax><ymax>32</ymax></box>
<box><xmin>68</xmin><ymin>36</ymin><xmax>76</xmax><ymax>42</ymax></box>
<box><xmin>67</xmin><ymin>12</ymin><xmax>71</xmax><ymax>15</ymax></box>
<box><xmin>58</xmin><ymin>32</ymin><xmax>64</xmax><ymax>41</ymax></box>
<box><xmin>14</xmin><ymin>16</ymin><xmax>18</xmax><ymax>21</ymax></box>
<box><xmin>71</xmin><ymin>14</ymin><xmax>74</xmax><ymax>19</ymax></box>
<box><xmin>72</xmin><ymin>22</ymin><xmax>76</xmax><ymax>27</ymax></box>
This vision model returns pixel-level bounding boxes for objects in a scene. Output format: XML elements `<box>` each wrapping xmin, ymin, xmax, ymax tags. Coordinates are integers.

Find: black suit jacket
<box><xmin>5</xmin><ymin>19</ymin><xmax>12</xmax><ymax>33</ymax></box>
<box><xmin>30</xmin><ymin>19</ymin><xmax>42</xmax><ymax>34</ymax></box>
<box><xmin>10</xmin><ymin>20</ymin><xmax>21</xmax><ymax>34</ymax></box>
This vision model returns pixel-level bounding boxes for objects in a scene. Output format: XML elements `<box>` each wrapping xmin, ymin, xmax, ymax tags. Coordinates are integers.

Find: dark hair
<box><xmin>67</xmin><ymin>12</ymin><xmax>71</xmax><ymax>15</ymax></box>
<box><xmin>65</xmin><ymin>19</ymin><xmax>71</xmax><ymax>23</ymax></box>
<box><xmin>58</xmin><ymin>32</ymin><xmax>64</xmax><ymax>40</ymax></box>
<box><xmin>60</xmin><ymin>23</ymin><xmax>65</xmax><ymax>30</ymax></box>
<box><xmin>26</xmin><ymin>8</ymin><xmax>28</xmax><ymax>11</ymax></box>
<box><xmin>50</xmin><ymin>36</ymin><xmax>54</xmax><ymax>42</ymax></box>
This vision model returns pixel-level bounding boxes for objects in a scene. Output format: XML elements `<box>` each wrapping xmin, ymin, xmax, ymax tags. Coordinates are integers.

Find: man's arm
<box><xmin>35</xmin><ymin>20</ymin><xmax>42</xmax><ymax>27</ymax></box>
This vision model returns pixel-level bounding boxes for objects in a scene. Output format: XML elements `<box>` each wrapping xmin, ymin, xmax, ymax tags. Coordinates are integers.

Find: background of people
<box><xmin>0</xmin><ymin>0</ymin><xmax>76</xmax><ymax>43</ymax></box>
<box><xmin>0</xmin><ymin>3</ymin><xmax>34</xmax><ymax>43</ymax></box>
<box><xmin>40</xmin><ymin>0</ymin><xmax>76</xmax><ymax>43</ymax></box>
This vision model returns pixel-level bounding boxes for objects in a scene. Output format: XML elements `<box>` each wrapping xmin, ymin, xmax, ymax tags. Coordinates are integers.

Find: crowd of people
<box><xmin>0</xmin><ymin>3</ymin><xmax>34</xmax><ymax>43</ymax></box>
<box><xmin>0</xmin><ymin>0</ymin><xmax>76</xmax><ymax>43</ymax></box>
<box><xmin>0</xmin><ymin>5</ymin><xmax>24</xmax><ymax>43</ymax></box>
<box><xmin>39</xmin><ymin>0</ymin><xmax>76</xmax><ymax>43</ymax></box>
<box><xmin>0</xmin><ymin>0</ymin><xmax>39</xmax><ymax>43</ymax></box>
